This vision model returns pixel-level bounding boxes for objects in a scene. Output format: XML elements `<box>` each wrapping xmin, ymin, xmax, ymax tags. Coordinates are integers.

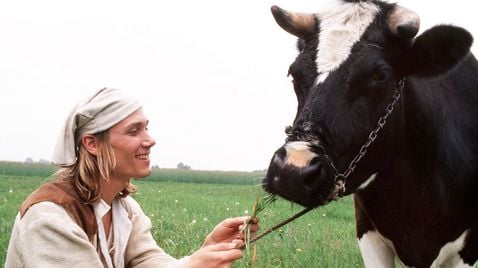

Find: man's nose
<box><xmin>142</xmin><ymin>132</ymin><xmax>156</xmax><ymax>147</ymax></box>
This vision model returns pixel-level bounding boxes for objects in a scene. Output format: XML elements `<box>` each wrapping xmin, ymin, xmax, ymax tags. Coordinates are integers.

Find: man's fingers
<box><xmin>223</xmin><ymin>216</ymin><xmax>260</xmax><ymax>229</ymax></box>
<box><xmin>245</xmin><ymin>223</ymin><xmax>260</xmax><ymax>232</ymax></box>
<box><xmin>239</xmin><ymin>223</ymin><xmax>260</xmax><ymax>233</ymax></box>
<box><xmin>232</xmin><ymin>239</ymin><xmax>245</xmax><ymax>248</ymax></box>
<box><xmin>249</xmin><ymin>217</ymin><xmax>259</xmax><ymax>224</ymax></box>
<box><xmin>221</xmin><ymin>217</ymin><xmax>249</xmax><ymax>228</ymax></box>
<box><xmin>203</xmin><ymin>243</ymin><xmax>244</xmax><ymax>258</ymax></box>
<box><xmin>206</xmin><ymin>242</ymin><xmax>238</xmax><ymax>251</ymax></box>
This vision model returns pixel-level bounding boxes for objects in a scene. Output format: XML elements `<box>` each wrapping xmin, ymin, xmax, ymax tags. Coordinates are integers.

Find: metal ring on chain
<box><xmin>329</xmin><ymin>78</ymin><xmax>406</xmax><ymax>195</ymax></box>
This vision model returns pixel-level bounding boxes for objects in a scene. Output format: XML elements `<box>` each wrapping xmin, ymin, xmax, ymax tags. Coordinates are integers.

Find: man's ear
<box><xmin>82</xmin><ymin>135</ymin><xmax>98</xmax><ymax>156</ymax></box>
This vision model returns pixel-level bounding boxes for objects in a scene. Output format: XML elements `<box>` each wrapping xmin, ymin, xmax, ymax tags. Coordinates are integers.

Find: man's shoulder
<box><xmin>21</xmin><ymin>201</ymin><xmax>75</xmax><ymax>224</ymax></box>
<box><xmin>119</xmin><ymin>195</ymin><xmax>142</xmax><ymax>210</ymax></box>
<box><xmin>20</xmin><ymin>181</ymin><xmax>97</xmax><ymax>238</ymax></box>
<box><xmin>20</xmin><ymin>181</ymin><xmax>75</xmax><ymax>216</ymax></box>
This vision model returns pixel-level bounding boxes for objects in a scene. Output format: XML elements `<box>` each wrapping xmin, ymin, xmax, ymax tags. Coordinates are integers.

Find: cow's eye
<box><xmin>372</xmin><ymin>70</ymin><xmax>389</xmax><ymax>83</ymax></box>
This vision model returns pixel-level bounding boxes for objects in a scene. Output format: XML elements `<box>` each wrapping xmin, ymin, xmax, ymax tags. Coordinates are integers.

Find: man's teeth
<box><xmin>136</xmin><ymin>155</ymin><xmax>149</xmax><ymax>160</ymax></box>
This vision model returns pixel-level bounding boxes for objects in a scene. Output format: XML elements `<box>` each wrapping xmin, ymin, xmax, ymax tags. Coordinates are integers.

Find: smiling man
<box><xmin>5</xmin><ymin>88</ymin><xmax>259</xmax><ymax>268</ymax></box>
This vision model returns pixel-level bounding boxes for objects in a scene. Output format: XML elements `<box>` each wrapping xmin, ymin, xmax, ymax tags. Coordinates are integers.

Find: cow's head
<box><xmin>263</xmin><ymin>0</ymin><xmax>473</xmax><ymax>208</ymax></box>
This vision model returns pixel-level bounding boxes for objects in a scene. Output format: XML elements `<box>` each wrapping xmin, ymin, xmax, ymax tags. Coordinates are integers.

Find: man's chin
<box><xmin>134</xmin><ymin>169</ymin><xmax>152</xmax><ymax>179</ymax></box>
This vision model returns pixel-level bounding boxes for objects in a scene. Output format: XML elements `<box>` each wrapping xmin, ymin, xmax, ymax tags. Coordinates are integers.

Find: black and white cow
<box><xmin>263</xmin><ymin>0</ymin><xmax>478</xmax><ymax>267</ymax></box>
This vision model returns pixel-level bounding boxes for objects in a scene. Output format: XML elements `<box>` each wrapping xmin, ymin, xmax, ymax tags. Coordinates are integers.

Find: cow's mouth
<box><xmin>263</xmin><ymin>142</ymin><xmax>337</xmax><ymax>208</ymax></box>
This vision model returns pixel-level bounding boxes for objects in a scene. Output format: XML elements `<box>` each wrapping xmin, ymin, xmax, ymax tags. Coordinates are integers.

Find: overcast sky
<box><xmin>0</xmin><ymin>0</ymin><xmax>476</xmax><ymax>171</ymax></box>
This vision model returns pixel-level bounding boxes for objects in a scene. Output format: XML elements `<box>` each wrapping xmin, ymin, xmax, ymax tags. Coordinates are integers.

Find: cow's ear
<box><xmin>407</xmin><ymin>25</ymin><xmax>473</xmax><ymax>77</ymax></box>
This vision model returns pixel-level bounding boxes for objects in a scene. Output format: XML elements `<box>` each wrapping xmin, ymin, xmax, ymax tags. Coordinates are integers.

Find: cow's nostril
<box><xmin>302</xmin><ymin>161</ymin><xmax>323</xmax><ymax>187</ymax></box>
<box><xmin>275</xmin><ymin>147</ymin><xmax>287</xmax><ymax>159</ymax></box>
<box><xmin>309</xmin><ymin>155</ymin><xmax>321</xmax><ymax>166</ymax></box>
<box><xmin>300</xmin><ymin>160</ymin><xmax>322</xmax><ymax>176</ymax></box>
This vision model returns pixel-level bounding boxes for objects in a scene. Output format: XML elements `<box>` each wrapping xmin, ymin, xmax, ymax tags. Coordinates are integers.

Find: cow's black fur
<box><xmin>263</xmin><ymin>1</ymin><xmax>478</xmax><ymax>266</ymax></box>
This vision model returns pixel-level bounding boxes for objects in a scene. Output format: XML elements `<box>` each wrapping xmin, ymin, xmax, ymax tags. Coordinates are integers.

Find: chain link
<box><xmin>284</xmin><ymin>78</ymin><xmax>406</xmax><ymax>197</ymax></box>
<box><xmin>338</xmin><ymin>78</ymin><xmax>405</xmax><ymax>181</ymax></box>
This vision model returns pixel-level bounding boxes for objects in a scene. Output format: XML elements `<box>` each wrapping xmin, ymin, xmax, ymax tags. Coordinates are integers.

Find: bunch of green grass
<box><xmin>242</xmin><ymin>194</ymin><xmax>277</xmax><ymax>250</ymax></box>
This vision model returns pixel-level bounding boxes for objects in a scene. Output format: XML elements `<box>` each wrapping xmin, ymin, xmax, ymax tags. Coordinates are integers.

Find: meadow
<box><xmin>0</xmin><ymin>161</ymin><xmax>363</xmax><ymax>267</ymax></box>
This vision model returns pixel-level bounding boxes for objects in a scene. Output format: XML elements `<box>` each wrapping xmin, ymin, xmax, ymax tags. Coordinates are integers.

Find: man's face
<box><xmin>108</xmin><ymin>108</ymin><xmax>156</xmax><ymax>180</ymax></box>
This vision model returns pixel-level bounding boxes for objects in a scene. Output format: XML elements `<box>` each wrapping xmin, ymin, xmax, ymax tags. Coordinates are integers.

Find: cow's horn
<box><xmin>271</xmin><ymin>5</ymin><xmax>316</xmax><ymax>39</ymax></box>
<box><xmin>388</xmin><ymin>5</ymin><xmax>420</xmax><ymax>39</ymax></box>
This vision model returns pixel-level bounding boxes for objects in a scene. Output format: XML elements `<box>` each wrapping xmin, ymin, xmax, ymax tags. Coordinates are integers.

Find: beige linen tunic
<box><xmin>5</xmin><ymin>196</ymin><xmax>190</xmax><ymax>267</ymax></box>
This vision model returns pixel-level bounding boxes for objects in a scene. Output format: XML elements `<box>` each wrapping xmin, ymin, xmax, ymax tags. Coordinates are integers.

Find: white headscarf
<box><xmin>51</xmin><ymin>88</ymin><xmax>142</xmax><ymax>166</ymax></box>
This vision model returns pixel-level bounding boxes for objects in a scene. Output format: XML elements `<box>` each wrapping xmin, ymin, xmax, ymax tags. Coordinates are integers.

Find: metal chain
<box><xmin>284</xmin><ymin>78</ymin><xmax>405</xmax><ymax>196</ymax></box>
<box><xmin>340</xmin><ymin>78</ymin><xmax>405</xmax><ymax>180</ymax></box>
<box><xmin>247</xmin><ymin>79</ymin><xmax>407</xmax><ymax>246</ymax></box>
<box><xmin>312</xmin><ymin>78</ymin><xmax>405</xmax><ymax>199</ymax></box>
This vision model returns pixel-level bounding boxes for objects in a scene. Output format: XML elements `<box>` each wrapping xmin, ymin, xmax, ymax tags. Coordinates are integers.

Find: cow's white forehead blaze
<box><xmin>284</xmin><ymin>141</ymin><xmax>318</xmax><ymax>168</ymax></box>
<box><xmin>315</xmin><ymin>2</ymin><xmax>380</xmax><ymax>84</ymax></box>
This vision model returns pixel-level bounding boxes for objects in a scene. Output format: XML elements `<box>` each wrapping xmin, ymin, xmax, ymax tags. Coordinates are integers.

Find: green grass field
<box><xmin>0</xmin><ymin>162</ymin><xmax>363</xmax><ymax>267</ymax></box>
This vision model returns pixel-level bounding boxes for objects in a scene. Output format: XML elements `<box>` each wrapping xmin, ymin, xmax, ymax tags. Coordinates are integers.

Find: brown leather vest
<box><xmin>20</xmin><ymin>181</ymin><xmax>98</xmax><ymax>241</ymax></box>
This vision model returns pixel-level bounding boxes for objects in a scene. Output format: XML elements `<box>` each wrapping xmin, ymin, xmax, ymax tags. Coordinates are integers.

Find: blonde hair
<box><xmin>56</xmin><ymin>131</ymin><xmax>137</xmax><ymax>204</ymax></box>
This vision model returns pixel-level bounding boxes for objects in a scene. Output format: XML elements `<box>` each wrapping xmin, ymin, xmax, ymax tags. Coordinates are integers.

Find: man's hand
<box><xmin>203</xmin><ymin>216</ymin><xmax>260</xmax><ymax>248</ymax></box>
